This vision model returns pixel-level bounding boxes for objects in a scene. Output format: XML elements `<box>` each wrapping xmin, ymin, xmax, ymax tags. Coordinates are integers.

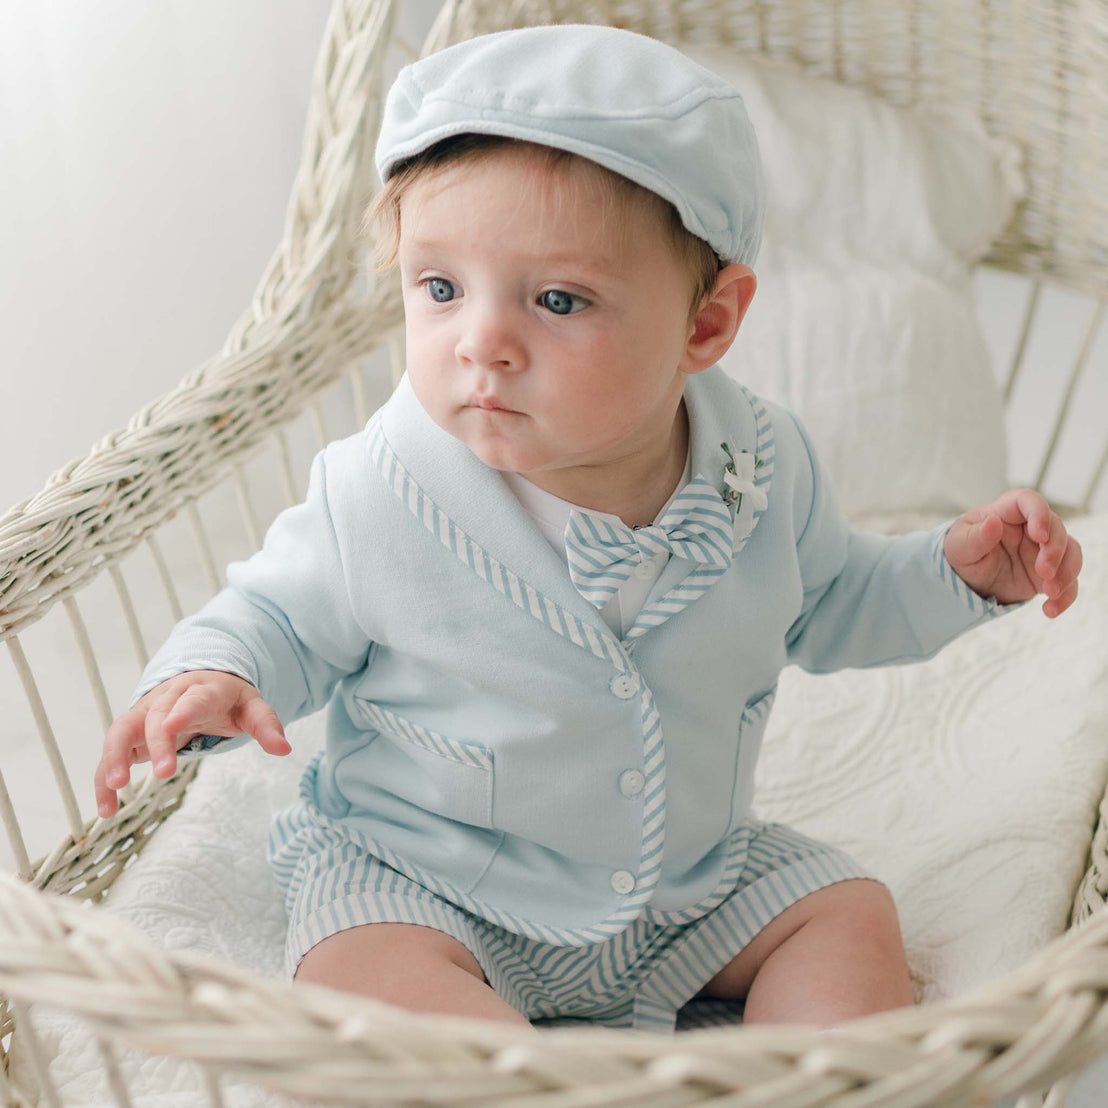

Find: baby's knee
<box><xmin>294</xmin><ymin>923</ymin><xmax>533</xmax><ymax>1026</ymax></box>
<box><xmin>817</xmin><ymin>879</ymin><xmax>906</xmax><ymax>957</ymax></box>
<box><xmin>295</xmin><ymin>922</ymin><xmax>486</xmax><ymax>996</ymax></box>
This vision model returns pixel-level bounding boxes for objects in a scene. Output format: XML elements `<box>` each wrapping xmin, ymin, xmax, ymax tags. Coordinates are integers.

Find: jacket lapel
<box><xmin>374</xmin><ymin>367</ymin><xmax>774</xmax><ymax>654</ymax></box>
<box><xmin>375</xmin><ymin>376</ymin><xmax>629</xmax><ymax>665</ymax></box>
<box><xmin>622</xmin><ymin>368</ymin><xmax>775</xmax><ymax>644</ymax></box>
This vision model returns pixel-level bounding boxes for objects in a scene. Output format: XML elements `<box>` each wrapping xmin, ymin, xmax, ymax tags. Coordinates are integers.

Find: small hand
<box><xmin>94</xmin><ymin>670</ymin><xmax>290</xmax><ymax>820</ymax></box>
<box><xmin>943</xmin><ymin>488</ymin><xmax>1082</xmax><ymax>617</ymax></box>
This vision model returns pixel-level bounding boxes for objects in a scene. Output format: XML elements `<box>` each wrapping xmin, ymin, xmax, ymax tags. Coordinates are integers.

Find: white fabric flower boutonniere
<box><xmin>721</xmin><ymin>442</ymin><xmax>768</xmax><ymax>515</ymax></box>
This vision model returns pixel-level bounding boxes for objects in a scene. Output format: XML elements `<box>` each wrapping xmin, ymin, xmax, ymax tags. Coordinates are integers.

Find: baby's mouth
<box><xmin>466</xmin><ymin>395</ymin><xmax>520</xmax><ymax>414</ymax></box>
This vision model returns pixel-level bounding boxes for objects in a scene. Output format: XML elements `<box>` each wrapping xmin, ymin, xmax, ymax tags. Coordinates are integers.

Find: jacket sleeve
<box><xmin>130</xmin><ymin>447</ymin><xmax>372</xmax><ymax>755</ymax></box>
<box><xmin>784</xmin><ymin>412</ymin><xmax>1020</xmax><ymax>673</ymax></box>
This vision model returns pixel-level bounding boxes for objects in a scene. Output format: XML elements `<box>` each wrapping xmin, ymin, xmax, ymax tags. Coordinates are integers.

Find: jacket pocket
<box><xmin>351</xmin><ymin>698</ymin><xmax>495</xmax><ymax>829</ymax></box>
<box><xmin>727</xmin><ymin>686</ymin><xmax>778</xmax><ymax>835</ymax></box>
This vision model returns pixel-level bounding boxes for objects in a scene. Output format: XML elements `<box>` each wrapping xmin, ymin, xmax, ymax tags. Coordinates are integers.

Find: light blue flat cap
<box><xmin>375</xmin><ymin>23</ymin><xmax>765</xmax><ymax>264</ymax></box>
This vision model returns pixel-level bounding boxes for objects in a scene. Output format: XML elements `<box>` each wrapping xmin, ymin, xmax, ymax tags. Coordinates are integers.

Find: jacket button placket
<box><xmin>606</xmin><ymin>662</ymin><xmax>654</xmax><ymax>908</ymax></box>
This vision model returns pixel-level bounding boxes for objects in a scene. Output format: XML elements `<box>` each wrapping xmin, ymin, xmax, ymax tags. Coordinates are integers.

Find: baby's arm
<box><xmin>96</xmin><ymin>444</ymin><xmax>372</xmax><ymax>811</ymax></box>
<box><xmin>942</xmin><ymin>488</ymin><xmax>1082</xmax><ymax>617</ymax></box>
<box><xmin>782</xmin><ymin>413</ymin><xmax>1063</xmax><ymax>673</ymax></box>
<box><xmin>94</xmin><ymin>670</ymin><xmax>290</xmax><ymax>818</ymax></box>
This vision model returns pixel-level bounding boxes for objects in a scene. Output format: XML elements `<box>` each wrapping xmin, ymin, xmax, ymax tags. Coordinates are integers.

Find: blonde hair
<box><xmin>363</xmin><ymin>134</ymin><xmax>723</xmax><ymax>314</ymax></box>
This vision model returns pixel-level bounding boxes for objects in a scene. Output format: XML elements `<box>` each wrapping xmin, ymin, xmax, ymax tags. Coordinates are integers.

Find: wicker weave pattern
<box><xmin>0</xmin><ymin>0</ymin><xmax>404</xmax><ymax>645</ymax></box>
<box><xmin>1</xmin><ymin>1</ymin><xmax>1107</xmax><ymax>1105</ymax></box>
<box><xmin>1</xmin><ymin>868</ymin><xmax>1108</xmax><ymax>1107</ymax></box>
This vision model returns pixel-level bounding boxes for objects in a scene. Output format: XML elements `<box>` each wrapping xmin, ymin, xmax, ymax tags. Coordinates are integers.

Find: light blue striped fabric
<box><xmin>358</xmin><ymin>699</ymin><xmax>492</xmax><ymax>772</ymax></box>
<box><xmin>564</xmin><ymin>475</ymin><xmax>734</xmax><ymax>610</ymax></box>
<box><xmin>268</xmin><ymin>805</ymin><xmax>874</xmax><ymax>1034</ymax></box>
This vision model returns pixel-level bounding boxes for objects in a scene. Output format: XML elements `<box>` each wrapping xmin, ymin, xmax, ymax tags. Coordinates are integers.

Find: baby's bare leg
<box><xmin>295</xmin><ymin>922</ymin><xmax>533</xmax><ymax>1027</ymax></box>
<box><xmin>696</xmin><ymin>879</ymin><xmax>914</xmax><ymax>1026</ymax></box>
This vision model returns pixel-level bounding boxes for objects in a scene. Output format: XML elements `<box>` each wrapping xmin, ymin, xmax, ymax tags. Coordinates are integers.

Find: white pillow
<box><xmin>682</xmin><ymin>46</ymin><xmax>1026</xmax><ymax>518</ymax></box>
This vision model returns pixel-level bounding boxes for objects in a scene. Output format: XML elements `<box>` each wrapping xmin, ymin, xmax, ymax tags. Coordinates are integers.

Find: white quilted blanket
<box><xmin>11</xmin><ymin>513</ymin><xmax>1108</xmax><ymax>1105</ymax></box>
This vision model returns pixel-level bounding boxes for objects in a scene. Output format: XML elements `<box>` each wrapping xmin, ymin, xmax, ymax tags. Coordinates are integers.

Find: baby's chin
<box><xmin>465</xmin><ymin>441</ymin><xmax>580</xmax><ymax>478</ymax></box>
<box><xmin>441</xmin><ymin>414</ymin><xmax>600</xmax><ymax>475</ymax></box>
<box><xmin>420</xmin><ymin>408</ymin><xmax>530</xmax><ymax>471</ymax></box>
<box><xmin>455</xmin><ymin>433</ymin><xmax>537</xmax><ymax>474</ymax></box>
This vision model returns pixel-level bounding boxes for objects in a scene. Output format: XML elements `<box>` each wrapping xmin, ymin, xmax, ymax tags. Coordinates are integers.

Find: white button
<box><xmin>610</xmin><ymin>870</ymin><xmax>636</xmax><ymax>895</ymax></box>
<box><xmin>633</xmin><ymin>559</ymin><xmax>656</xmax><ymax>580</ymax></box>
<box><xmin>619</xmin><ymin>770</ymin><xmax>645</xmax><ymax>797</ymax></box>
<box><xmin>609</xmin><ymin>673</ymin><xmax>640</xmax><ymax>699</ymax></box>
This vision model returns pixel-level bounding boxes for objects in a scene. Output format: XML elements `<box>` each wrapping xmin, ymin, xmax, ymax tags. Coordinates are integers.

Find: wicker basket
<box><xmin>2</xmin><ymin>0</ymin><xmax>1107</xmax><ymax>1104</ymax></box>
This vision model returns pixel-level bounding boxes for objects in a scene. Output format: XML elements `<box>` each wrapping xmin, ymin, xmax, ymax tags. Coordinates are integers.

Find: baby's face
<box><xmin>397</xmin><ymin>146</ymin><xmax>700</xmax><ymax>480</ymax></box>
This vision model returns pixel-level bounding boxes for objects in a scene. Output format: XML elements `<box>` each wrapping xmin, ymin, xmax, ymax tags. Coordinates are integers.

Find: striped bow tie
<box><xmin>564</xmin><ymin>474</ymin><xmax>734</xmax><ymax>610</ymax></box>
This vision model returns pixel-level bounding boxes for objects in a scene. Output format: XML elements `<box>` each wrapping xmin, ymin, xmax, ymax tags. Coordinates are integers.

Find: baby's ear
<box><xmin>683</xmin><ymin>264</ymin><xmax>756</xmax><ymax>373</ymax></box>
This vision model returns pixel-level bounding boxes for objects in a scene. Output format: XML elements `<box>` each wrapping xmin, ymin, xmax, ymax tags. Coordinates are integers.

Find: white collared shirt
<box><xmin>501</xmin><ymin>451</ymin><xmax>692</xmax><ymax>639</ymax></box>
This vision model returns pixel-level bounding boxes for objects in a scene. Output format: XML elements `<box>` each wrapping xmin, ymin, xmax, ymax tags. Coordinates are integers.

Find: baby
<box><xmin>94</xmin><ymin>25</ymin><xmax>1082</xmax><ymax>1033</ymax></box>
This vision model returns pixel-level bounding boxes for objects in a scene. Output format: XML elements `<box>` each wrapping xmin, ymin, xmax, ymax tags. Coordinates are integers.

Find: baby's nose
<box><xmin>455</xmin><ymin>311</ymin><xmax>526</xmax><ymax>370</ymax></box>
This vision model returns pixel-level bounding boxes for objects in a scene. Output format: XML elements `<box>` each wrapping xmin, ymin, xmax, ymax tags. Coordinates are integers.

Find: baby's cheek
<box><xmin>558</xmin><ymin>383</ymin><xmax>621</xmax><ymax>428</ymax></box>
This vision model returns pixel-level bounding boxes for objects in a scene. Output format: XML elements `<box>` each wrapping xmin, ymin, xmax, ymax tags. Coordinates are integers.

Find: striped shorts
<box><xmin>267</xmin><ymin>804</ymin><xmax>875</xmax><ymax>1034</ymax></box>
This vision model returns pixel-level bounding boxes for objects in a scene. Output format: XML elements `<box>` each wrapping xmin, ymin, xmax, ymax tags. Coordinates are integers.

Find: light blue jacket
<box><xmin>135</xmin><ymin>366</ymin><xmax>1007</xmax><ymax>944</ymax></box>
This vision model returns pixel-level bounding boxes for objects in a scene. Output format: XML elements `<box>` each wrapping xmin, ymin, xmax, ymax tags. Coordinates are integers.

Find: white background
<box><xmin>0</xmin><ymin>3</ymin><xmax>1105</xmax><ymax>1103</ymax></box>
<box><xmin>0</xmin><ymin>0</ymin><xmax>441</xmax><ymax>510</ymax></box>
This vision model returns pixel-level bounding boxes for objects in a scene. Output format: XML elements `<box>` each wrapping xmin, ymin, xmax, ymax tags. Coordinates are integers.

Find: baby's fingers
<box><xmin>95</xmin><ymin>767</ymin><xmax>125</xmax><ymax>820</ymax></box>
<box><xmin>1042</xmin><ymin>537</ymin><xmax>1083</xmax><ymax>614</ymax></box>
<box><xmin>95</xmin><ymin>759</ymin><xmax>129</xmax><ymax>818</ymax></box>
<box><xmin>1009</xmin><ymin>487</ymin><xmax>1055</xmax><ymax>543</ymax></box>
<box><xmin>145</xmin><ymin>703</ymin><xmax>185</xmax><ymax>779</ymax></box>
<box><xmin>1043</xmin><ymin>577</ymin><xmax>1079</xmax><ymax>619</ymax></box>
<box><xmin>96</xmin><ymin>707</ymin><xmax>147</xmax><ymax>816</ymax></box>
<box><xmin>943</xmin><ymin>510</ymin><xmax>1003</xmax><ymax>572</ymax></box>
<box><xmin>237</xmin><ymin>694</ymin><xmax>290</xmax><ymax>756</ymax></box>
<box><xmin>157</xmin><ymin>681</ymin><xmax>251</xmax><ymax>776</ymax></box>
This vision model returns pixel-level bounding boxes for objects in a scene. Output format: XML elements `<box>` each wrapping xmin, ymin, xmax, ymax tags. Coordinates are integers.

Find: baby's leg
<box><xmin>696</xmin><ymin>879</ymin><xmax>914</xmax><ymax>1026</ymax></box>
<box><xmin>295</xmin><ymin>922</ymin><xmax>533</xmax><ymax>1027</ymax></box>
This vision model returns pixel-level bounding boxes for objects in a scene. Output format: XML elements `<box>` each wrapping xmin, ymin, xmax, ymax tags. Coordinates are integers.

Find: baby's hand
<box><xmin>943</xmin><ymin>488</ymin><xmax>1083</xmax><ymax>617</ymax></box>
<box><xmin>94</xmin><ymin>670</ymin><xmax>290</xmax><ymax>819</ymax></box>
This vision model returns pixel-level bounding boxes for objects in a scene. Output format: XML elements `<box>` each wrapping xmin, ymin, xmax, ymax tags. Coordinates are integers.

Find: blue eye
<box><xmin>539</xmin><ymin>289</ymin><xmax>587</xmax><ymax>315</ymax></box>
<box><xmin>426</xmin><ymin>278</ymin><xmax>457</xmax><ymax>303</ymax></box>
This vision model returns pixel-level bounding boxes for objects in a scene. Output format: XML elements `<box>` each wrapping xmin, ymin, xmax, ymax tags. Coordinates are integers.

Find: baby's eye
<box><xmin>539</xmin><ymin>289</ymin><xmax>588</xmax><ymax>316</ymax></box>
<box><xmin>424</xmin><ymin>277</ymin><xmax>457</xmax><ymax>303</ymax></box>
